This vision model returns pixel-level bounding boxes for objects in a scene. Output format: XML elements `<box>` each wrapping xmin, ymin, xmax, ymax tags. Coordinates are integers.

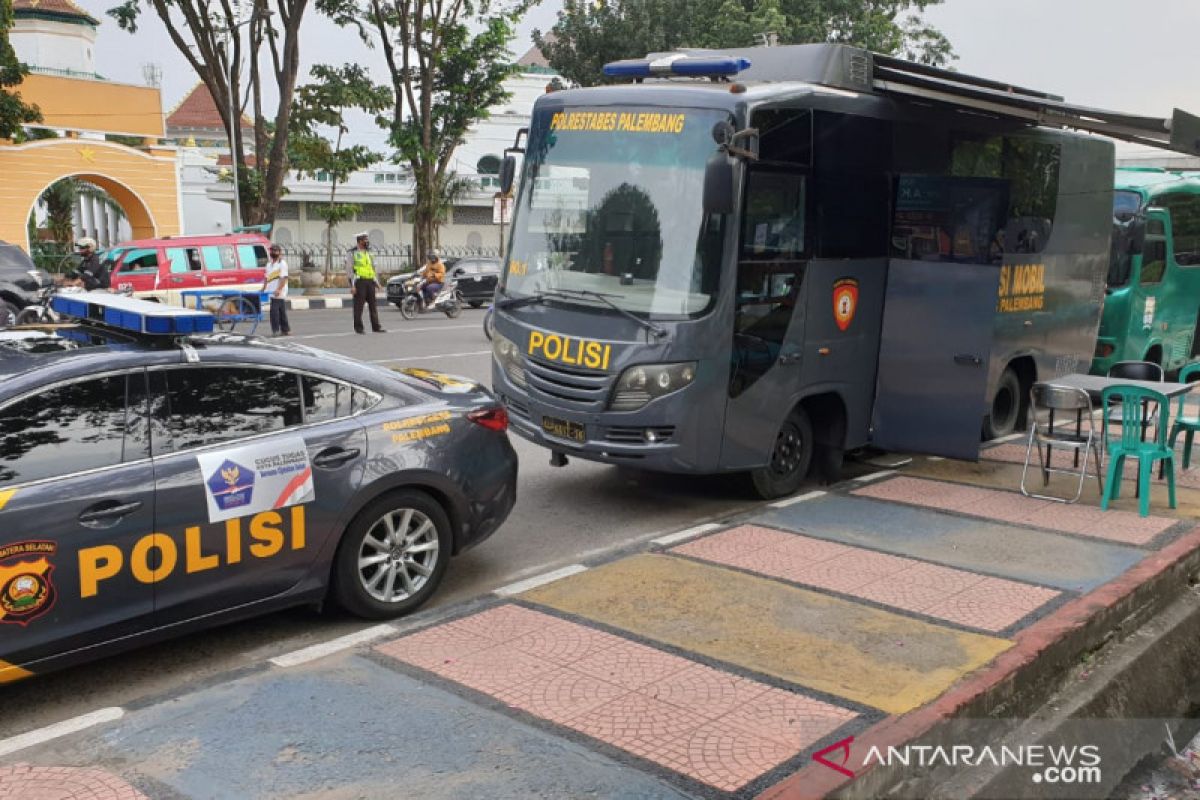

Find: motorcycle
<box><xmin>398</xmin><ymin>275</ymin><xmax>463</xmax><ymax>320</ymax></box>
<box><xmin>16</xmin><ymin>278</ymin><xmax>131</xmax><ymax>325</ymax></box>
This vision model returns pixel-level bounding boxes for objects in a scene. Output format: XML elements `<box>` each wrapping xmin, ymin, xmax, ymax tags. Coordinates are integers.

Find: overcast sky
<box><xmin>75</xmin><ymin>0</ymin><xmax>1199</xmax><ymax>154</ymax></box>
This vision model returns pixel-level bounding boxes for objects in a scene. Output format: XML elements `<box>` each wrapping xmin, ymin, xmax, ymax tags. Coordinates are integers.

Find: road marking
<box><xmin>927</xmin><ymin>456</ymin><xmax>946</xmax><ymax>462</ymax></box>
<box><xmin>370</xmin><ymin>350</ymin><xmax>492</xmax><ymax>364</ymax></box>
<box><xmin>996</xmin><ymin>432</ymin><xmax>1027</xmax><ymax>443</ymax></box>
<box><xmin>770</xmin><ymin>490</ymin><xmax>826</xmax><ymax>508</ymax></box>
<box><xmin>853</xmin><ymin>470</ymin><xmax>895</xmax><ymax>484</ymax></box>
<box><xmin>269</xmin><ymin>624</ymin><xmax>397</xmax><ymax>668</ymax></box>
<box><xmin>651</xmin><ymin>523</ymin><xmax>722</xmax><ymax>546</ymax></box>
<box><xmin>294</xmin><ymin>324</ymin><xmax>478</xmax><ymax>341</ymax></box>
<box><xmin>0</xmin><ymin>707</ymin><xmax>124</xmax><ymax>757</ymax></box>
<box><xmin>494</xmin><ymin>564</ymin><xmax>589</xmax><ymax>597</ymax></box>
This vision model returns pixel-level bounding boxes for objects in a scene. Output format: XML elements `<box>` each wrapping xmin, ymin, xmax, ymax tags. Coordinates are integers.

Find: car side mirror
<box><xmin>500</xmin><ymin>155</ymin><xmax>517</xmax><ymax>195</ymax></box>
<box><xmin>703</xmin><ymin>153</ymin><xmax>735</xmax><ymax>215</ymax></box>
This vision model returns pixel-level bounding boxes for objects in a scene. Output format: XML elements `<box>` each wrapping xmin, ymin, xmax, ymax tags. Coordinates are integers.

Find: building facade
<box><xmin>170</xmin><ymin>47</ymin><xmax>557</xmax><ymax>260</ymax></box>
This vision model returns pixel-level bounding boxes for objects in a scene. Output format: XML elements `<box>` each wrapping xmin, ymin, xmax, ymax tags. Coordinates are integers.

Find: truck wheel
<box><xmin>0</xmin><ymin>301</ymin><xmax>16</xmax><ymax>329</ymax></box>
<box><xmin>332</xmin><ymin>490</ymin><xmax>452</xmax><ymax>620</ymax></box>
<box><xmin>749</xmin><ymin>407</ymin><xmax>814</xmax><ymax>499</ymax></box>
<box><xmin>984</xmin><ymin>366</ymin><xmax>1021</xmax><ymax>440</ymax></box>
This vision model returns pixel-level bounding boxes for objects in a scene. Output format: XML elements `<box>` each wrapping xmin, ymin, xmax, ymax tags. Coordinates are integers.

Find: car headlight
<box><xmin>492</xmin><ymin>332</ymin><xmax>528</xmax><ymax>388</ymax></box>
<box><xmin>609</xmin><ymin>362</ymin><xmax>696</xmax><ymax>411</ymax></box>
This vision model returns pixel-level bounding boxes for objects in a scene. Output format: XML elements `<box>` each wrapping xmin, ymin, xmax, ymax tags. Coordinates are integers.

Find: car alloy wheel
<box><xmin>357</xmin><ymin>507</ymin><xmax>440</xmax><ymax>603</ymax></box>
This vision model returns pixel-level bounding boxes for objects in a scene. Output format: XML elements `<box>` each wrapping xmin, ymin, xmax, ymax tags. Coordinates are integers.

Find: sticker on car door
<box><xmin>196</xmin><ymin>437</ymin><xmax>315</xmax><ymax>523</ymax></box>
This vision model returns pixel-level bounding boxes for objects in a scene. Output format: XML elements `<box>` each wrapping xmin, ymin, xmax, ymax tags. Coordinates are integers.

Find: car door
<box><xmin>164</xmin><ymin>246</ymin><xmax>207</xmax><ymax>294</ymax></box>
<box><xmin>0</xmin><ymin>371</ymin><xmax>155</xmax><ymax>680</ymax></box>
<box><xmin>147</xmin><ymin>364</ymin><xmax>367</xmax><ymax>623</ymax></box>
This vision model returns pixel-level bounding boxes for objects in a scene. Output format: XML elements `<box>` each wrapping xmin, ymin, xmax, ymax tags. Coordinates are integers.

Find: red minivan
<box><xmin>109</xmin><ymin>232</ymin><xmax>271</xmax><ymax>304</ymax></box>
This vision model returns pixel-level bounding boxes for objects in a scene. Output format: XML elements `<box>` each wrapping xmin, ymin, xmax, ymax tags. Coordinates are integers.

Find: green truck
<box><xmin>1094</xmin><ymin>167</ymin><xmax>1200</xmax><ymax>375</ymax></box>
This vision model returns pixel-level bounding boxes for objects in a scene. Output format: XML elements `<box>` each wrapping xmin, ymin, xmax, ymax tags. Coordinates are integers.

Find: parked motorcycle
<box><xmin>15</xmin><ymin>277</ymin><xmax>85</xmax><ymax>324</ymax></box>
<box><xmin>398</xmin><ymin>275</ymin><xmax>463</xmax><ymax>320</ymax></box>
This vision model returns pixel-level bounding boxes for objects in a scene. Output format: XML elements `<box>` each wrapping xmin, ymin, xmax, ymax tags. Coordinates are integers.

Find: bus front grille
<box><xmin>604</xmin><ymin>426</ymin><xmax>676</xmax><ymax>444</ymax></box>
<box><xmin>524</xmin><ymin>357</ymin><xmax>612</xmax><ymax>410</ymax></box>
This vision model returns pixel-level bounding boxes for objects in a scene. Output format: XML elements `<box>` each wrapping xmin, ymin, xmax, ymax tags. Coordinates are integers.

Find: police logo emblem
<box><xmin>206</xmin><ymin>459</ymin><xmax>256</xmax><ymax>513</ymax></box>
<box><xmin>0</xmin><ymin>541</ymin><xmax>57</xmax><ymax>625</ymax></box>
<box><xmin>832</xmin><ymin>278</ymin><xmax>859</xmax><ymax>332</ymax></box>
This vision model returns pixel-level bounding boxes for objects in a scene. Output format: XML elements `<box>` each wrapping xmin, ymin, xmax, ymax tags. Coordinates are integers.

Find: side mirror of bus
<box><xmin>1127</xmin><ymin>216</ymin><xmax>1147</xmax><ymax>255</ymax></box>
<box><xmin>500</xmin><ymin>155</ymin><xmax>517</xmax><ymax>195</ymax></box>
<box><xmin>703</xmin><ymin>153</ymin><xmax>735</xmax><ymax>215</ymax></box>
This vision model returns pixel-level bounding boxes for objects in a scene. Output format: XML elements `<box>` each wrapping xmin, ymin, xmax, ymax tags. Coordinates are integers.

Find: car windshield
<box><xmin>502</xmin><ymin>106</ymin><xmax>729</xmax><ymax>319</ymax></box>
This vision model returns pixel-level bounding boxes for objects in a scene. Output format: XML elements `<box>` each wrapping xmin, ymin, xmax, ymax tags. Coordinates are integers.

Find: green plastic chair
<box><xmin>1101</xmin><ymin>384</ymin><xmax>1176</xmax><ymax>517</ymax></box>
<box><xmin>1169</xmin><ymin>362</ymin><xmax>1200</xmax><ymax>469</ymax></box>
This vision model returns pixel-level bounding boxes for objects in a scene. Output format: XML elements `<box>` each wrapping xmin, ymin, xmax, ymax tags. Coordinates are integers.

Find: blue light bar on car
<box><xmin>602</xmin><ymin>54</ymin><xmax>751</xmax><ymax>79</ymax></box>
<box><xmin>50</xmin><ymin>293</ymin><xmax>215</xmax><ymax>335</ymax></box>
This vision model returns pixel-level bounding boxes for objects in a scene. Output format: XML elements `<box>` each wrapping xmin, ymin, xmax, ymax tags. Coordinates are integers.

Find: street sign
<box><xmin>493</xmin><ymin>194</ymin><xmax>513</xmax><ymax>225</ymax></box>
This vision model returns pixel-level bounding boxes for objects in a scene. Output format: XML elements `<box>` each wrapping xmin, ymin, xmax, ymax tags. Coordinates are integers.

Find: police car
<box><xmin>0</xmin><ymin>295</ymin><xmax>517</xmax><ymax>683</ymax></box>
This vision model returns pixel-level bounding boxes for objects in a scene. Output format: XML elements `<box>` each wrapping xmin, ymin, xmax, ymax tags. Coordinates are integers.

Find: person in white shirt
<box><xmin>261</xmin><ymin>243</ymin><xmax>291</xmax><ymax>336</ymax></box>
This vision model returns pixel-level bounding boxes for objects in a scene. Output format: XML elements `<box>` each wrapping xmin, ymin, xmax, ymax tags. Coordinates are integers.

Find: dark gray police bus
<box><xmin>490</xmin><ymin>44</ymin><xmax>1200</xmax><ymax>498</ymax></box>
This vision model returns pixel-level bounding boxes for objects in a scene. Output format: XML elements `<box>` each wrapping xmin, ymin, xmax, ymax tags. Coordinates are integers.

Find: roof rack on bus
<box><xmin>619</xmin><ymin>43</ymin><xmax>1200</xmax><ymax>157</ymax></box>
<box><xmin>50</xmin><ymin>293</ymin><xmax>215</xmax><ymax>335</ymax></box>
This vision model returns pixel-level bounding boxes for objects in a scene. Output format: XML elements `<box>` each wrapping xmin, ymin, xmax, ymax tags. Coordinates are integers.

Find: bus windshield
<box><xmin>503</xmin><ymin>106</ymin><xmax>729</xmax><ymax>319</ymax></box>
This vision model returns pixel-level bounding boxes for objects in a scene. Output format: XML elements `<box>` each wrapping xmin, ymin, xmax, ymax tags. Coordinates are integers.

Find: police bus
<box><xmin>1095</xmin><ymin>167</ymin><xmax>1200</xmax><ymax>375</ymax></box>
<box><xmin>490</xmin><ymin>44</ymin><xmax>1200</xmax><ymax>498</ymax></box>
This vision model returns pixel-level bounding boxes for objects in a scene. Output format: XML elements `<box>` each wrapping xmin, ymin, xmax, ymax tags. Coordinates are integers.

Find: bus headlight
<box><xmin>492</xmin><ymin>333</ymin><xmax>528</xmax><ymax>388</ymax></box>
<box><xmin>610</xmin><ymin>362</ymin><xmax>696</xmax><ymax>411</ymax></box>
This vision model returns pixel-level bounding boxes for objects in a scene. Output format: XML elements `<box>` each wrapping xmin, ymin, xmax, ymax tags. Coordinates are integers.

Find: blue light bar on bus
<box><xmin>602</xmin><ymin>54</ymin><xmax>751</xmax><ymax>79</ymax></box>
<box><xmin>50</xmin><ymin>293</ymin><xmax>215</xmax><ymax>335</ymax></box>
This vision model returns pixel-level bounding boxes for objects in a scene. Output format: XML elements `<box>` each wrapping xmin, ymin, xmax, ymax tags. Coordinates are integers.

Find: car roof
<box><xmin>118</xmin><ymin>234</ymin><xmax>270</xmax><ymax>249</ymax></box>
<box><xmin>0</xmin><ymin>323</ymin><xmax>435</xmax><ymax>399</ymax></box>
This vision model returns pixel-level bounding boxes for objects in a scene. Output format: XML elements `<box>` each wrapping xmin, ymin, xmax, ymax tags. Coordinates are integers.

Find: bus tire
<box><xmin>984</xmin><ymin>366</ymin><xmax>1021</xmax><ymax>440</ymax></box>
<box><xmin>749</xmin><ymin>407</ymin><xmax>814</xmax><ymax>500</ymax></box>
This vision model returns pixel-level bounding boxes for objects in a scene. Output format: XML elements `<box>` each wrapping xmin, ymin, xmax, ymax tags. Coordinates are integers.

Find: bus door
<box><xmin>1129</xmin><ymin>210</ymin><xmax>1169</xmax><ymax>364</ymax></box>
<box><xmin>871</xmin><ymin>258</ymin><xmax>999</xmax><ymax>460</ymax></box>
<box><xmin>721</xmin><ymin>168</ymin><xmax>809</xmax><ymax>468</ymax></box>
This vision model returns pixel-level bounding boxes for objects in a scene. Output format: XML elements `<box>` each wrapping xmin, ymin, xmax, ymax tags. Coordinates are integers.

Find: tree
<box><xmin>0</xmin><ymin>0</ymin><xmax>40</xmax><ymax>139</ymax></box>
<box><xmin>534</xmin><ymin>0</ymin><xmax>954</xmax><ymax>87</ymax></box>
<box><xmin>108</xmin><ymin>0</ymin><xmax>310</xmax><ymax>226</ymax></box>
<box><xmin>290</xmin><ymin>63</ymin><xmax>391</xmax><ymax>277</ymax></box>
<box><xmin>321</xmin><ymin>0</ymin><xmax>530</xmax><ymax>259</ymax></box>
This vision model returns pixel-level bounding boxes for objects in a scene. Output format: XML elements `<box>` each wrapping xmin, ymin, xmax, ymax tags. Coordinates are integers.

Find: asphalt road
<box><xmin>4</xmin><ymin>305</ymin><xmax>765</xmax><ymax>735</ymax></box>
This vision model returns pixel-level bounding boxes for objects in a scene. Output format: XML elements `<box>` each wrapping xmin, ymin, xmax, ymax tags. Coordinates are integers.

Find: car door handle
<box><xmin>312</xmin><ymin>447</ymin><xmax>361</xmax><ymax>469</ymax></box>
<box><xmin>78</xmin><ymin>500</ymin><xmax>143</xmax><ymax>525</ymax></box>
<box><xmin>954</xmin><ymin>354</ymin><xmax>983</xmax><ymax>366</ymax></box>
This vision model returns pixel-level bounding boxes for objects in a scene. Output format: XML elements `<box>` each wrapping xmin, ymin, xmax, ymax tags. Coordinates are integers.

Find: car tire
<box><xmin>983</xmin><ymin>366</ymin><xmax>1021</xmax><ymax>440</ymax></box>
<box><xmin>0</xmin><ymin>301</ymin><xmax>17</xmax><ymax>329</ymax></box>
<box><xmin>332</xmin><ymin>490</ymin><xmax>452</xmax><ymax>620</ymax></box>
<box><xmin>468</xmin><ymin>301</ymin><xmax>483</xmax><ymax>309</ymax></box>
<box><xmin>749</xmin><ymin>407</ymin><xmax>814</xmax><ymax>500</ymax></box>
<box><xmin>399</xmin><ymin>295</ymin><xmax>420</xmax><ymax>320</ymax></box>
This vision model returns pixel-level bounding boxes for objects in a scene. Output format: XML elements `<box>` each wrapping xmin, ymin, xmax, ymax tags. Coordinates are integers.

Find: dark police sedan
<box><xmin>0</xmin><ymin>295</ymin><xmax>516</xmax><ymax>683</ymax></box>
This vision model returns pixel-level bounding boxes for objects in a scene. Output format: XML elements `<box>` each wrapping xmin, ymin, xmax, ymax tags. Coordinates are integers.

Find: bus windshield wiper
<box><xmin>541</xmin><ymin>288</ymin><xmax>667</xmax><ymax>338</ymax></box>
<box><xmin>495</xmin><ymin>291</ymin><xmax>548</xmax><ymax>310</ymax></box>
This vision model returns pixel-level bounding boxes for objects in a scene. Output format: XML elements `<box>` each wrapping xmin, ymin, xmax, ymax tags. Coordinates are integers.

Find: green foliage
<box><xmin>319</xmin><ymin>0</ymin><xmax>530</xmax><ymax>256</ymax></box>
<box><xmin>105</xmin><ymin>133</ymin><xmax>145</xmax><ymax>148</ymax></box>
<box><xmin>534</xmin><ymin>0</ymin><xmax>955</xmax><ymax>87</ymax></box>
<box><xmin>289</xmin><ymin>63</ymin><xmax>391</xmax><ymax>189</ymax></box>
<box><xmin>107</xmin><ymin>0</ymin><xmax>310</xmax><ymax>226</ymax></box>
<box><xmin>0</xmin><ymin>0</ymin><xmax>40</xmax><ymax>138</ymax></box>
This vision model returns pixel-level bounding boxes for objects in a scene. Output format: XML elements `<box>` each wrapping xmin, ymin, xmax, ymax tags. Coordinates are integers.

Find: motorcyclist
<box><xmin>75</xmin><ymin>237</ymin><xmax>109</xmax><ymax>291</ymax></box>
<box><xmin>417</xmin><ymin>251</ymin><xmax>446</xmax><ymax>308</ymax></box>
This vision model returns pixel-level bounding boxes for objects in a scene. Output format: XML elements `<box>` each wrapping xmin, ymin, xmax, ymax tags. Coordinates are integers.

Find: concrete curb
<box><xmin>757</xmin><ymin>524</ymin><xmax>1200</xmax><ymax>800</ymax></box>
<box><xmin>286</xmin><ymin>295</ymin><xmax>390</xmax><ymax>310</ymax></box>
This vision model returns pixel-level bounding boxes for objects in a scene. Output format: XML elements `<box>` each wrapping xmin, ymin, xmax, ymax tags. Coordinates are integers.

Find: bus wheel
<box><xmin>984</xmin><ymin>366</ymin><xmax>1021</xmax><ymax>440</ymax></box>
<box><xmin>750</xmin><ymin>407</ymin><xmax>813</xmax><ymax>500</ymax></box>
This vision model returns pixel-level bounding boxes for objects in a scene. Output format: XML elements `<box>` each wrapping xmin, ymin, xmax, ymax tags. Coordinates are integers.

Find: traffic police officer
<box><xmin>346</xmin><ymin>231</ymin><xmax>385</xmax><ymax>334</ymax></box>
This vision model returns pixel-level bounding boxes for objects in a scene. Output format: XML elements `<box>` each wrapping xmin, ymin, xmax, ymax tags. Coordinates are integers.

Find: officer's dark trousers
<box><xmin>353</xmin><ymin>278</ymin><xmax>382</xmax><ymax>332</ymax></box>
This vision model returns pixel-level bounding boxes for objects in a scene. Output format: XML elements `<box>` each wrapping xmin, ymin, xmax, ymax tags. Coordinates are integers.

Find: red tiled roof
<box><xmin>216</xmin><ymin>153</ymin><xmax>257</xmax><ymax>167</ymax></box>
<box><xmin>166</xmin><ymin>82</ymin><xmax>252</xmax><ymax>134</ymax></box>
<box><xmin>13</xmin><ymin>0</ymin><xmax>98</xmax><ymax>25</ymax></box>
<box><xmin>517</xmin><ymin>42</ymin><xmax>551</xmax><ymax>68</ymax></box>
